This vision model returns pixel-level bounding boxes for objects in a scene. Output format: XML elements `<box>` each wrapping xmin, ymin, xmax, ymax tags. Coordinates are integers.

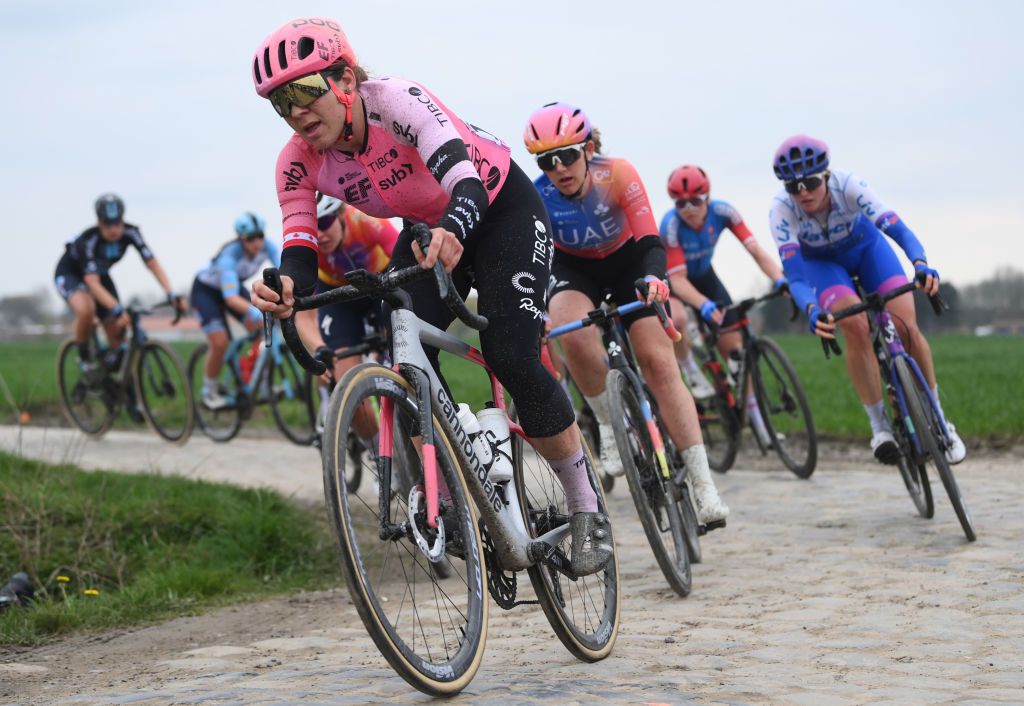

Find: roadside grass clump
<box><xmin>0</xmin><ymin>451</ymin><xmax>340</xmax><ymax>646</ymax></box>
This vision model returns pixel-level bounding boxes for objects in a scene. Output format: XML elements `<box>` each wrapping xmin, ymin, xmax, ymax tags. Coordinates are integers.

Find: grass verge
<box><xmin>0</xmin><ymin>450</ymin><xmax>340</xmax><ymax>646</ymax></box>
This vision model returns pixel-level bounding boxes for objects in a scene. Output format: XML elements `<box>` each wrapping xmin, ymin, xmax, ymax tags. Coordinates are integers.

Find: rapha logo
<box><xmin>282</xmin><ymin>161</ymin><xmax>308</xmax><ymax>192</ymax></box>
<box><xmin>511</xmin><ymin>272</ymin><xmax>535</xmax><ymax>294</ymax></box>
<box><xmin>608</xmin><ymin>341</ymin><xmax>622</xmax><ymax>357</ymax></box>
<box><xmin>593</xmin><ymin>203</ymin><xmax>610</xmax><ymax>217</ymax></box>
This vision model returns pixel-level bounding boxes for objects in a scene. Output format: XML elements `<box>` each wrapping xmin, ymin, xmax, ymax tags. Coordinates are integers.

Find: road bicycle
<box><xmin>690</xmin><ymin>289</ymin><xmax>817</xmax><ymax>477</ymax></box>
<box><xmin>56</xmin><ymin>301</ymin><xmax>193</xmax><ymax>444</ymax></box>
<box><xmin>271</xmin><ymin>224</ymin><xmax>620</xmax><ymax>696</ymax></box>
<box><xmin>548</xmin><ymin>282</ymin><xmax>705</xmax><ymax>597</ymax></box>
<box><xmin>821</xmin><ymin>277</ymin><xmax>975</xmax><ymax>541</ymax></box>
<box><xmin>187</xmin><ymin>324</ymin><xmax>316</xmax><ymax>444</ymax></box>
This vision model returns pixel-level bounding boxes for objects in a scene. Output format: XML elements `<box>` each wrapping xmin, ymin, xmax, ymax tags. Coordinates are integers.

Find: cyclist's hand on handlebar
<box><xmin>700</xmin><ymin>299</ymin><xmax>723</xmax><ymax>325</ymax></box>
<box><xmin>773</xmin><ymin>277</ymin><xmax>790</xmax><ymax>297</ymax></box>
<box><xmin>252</xmin><ymin>274</ymin><xmax>295</xmax><ymax>319</ymax></box>
<box><xmin>313</xmin><ymin>346</ymin><xmax>335</xmax><ymax>384</ymax></box>
<box><xmin>414</xmin><ymin>227</ymin><xmax>463</xmax><ymax>273</ymax></box>
<box><xmin>914</xmin><ymin>261</ymin><xmax>940</xmax><ymax>297</ymax></box>
<box><xmin>640</xmin><ymin>275</ymin><xmax>670</xmax><ymax>305</ymax></box>
<box><xmin>808</xmin><ymin>305</ymin><xmax>836</xmax><ymax>339</ymax></box>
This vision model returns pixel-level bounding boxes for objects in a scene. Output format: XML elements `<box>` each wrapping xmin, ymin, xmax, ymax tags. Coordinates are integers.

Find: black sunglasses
<box><xmin>675</xmin><ymin>196</ymin><xmax>708</xmax><ymax>209</ymax></box>
<box><xmin>242</xmin><ymin>232</ymin><xmax>265</xmax><ymax>242</ymax></box>
<box><xmin>317</xmin><ymin>214</ymin><xmax>339</xmax><ymax>231</ymax></box>
<box><xmin>784</xmin><ymin>173</ymin><xmax>827</xmax><ymax>195</ymax></box>
<box><xmin>536</xmin><ymin>144</ymin><xmax>586</xmax><ymax>172</ymax></box>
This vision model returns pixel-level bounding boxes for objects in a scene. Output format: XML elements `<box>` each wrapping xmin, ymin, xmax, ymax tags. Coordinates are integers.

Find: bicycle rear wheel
<box><xmin>696</xmin><ymin>358</ymin><xmax>739</xmax><ymax>472</ymax></box>
<box><xmin>607</xmin><ymin>369</ymin><xmax>692</xmax><ymax>597</ymax></box>
<box><xmin>268</xmin><ymin>348</ymin><xmax>317</xmax><ymax>446</ymax></box>
<box><xmin>752</xmin><ymin>338</ymin><xmax>817</xmax><ymax>478</ymax></box>
<box><xmin>56</xmin><ymin>338</ymin><xmax>117</xmax><ymax>438</ymax></box>
<box><xmin>187</xmin><ymin>344</ymin><xmax>242</xmax><ymax>442</ymax></box>
<box><xmin>894</xmin><ymin>358</ymin><xmax>975</xmax><ymax>541</ymax></box>
<box><xmin>322</xmin><ymin>364</ymin><xmax>487</xmax><ymax>696</ymax></box>
<box><xmin>134</xmin><ymin>341</ymin><xmax>193</xmax><ymax>445</ymax></box>
<box><xmin>654</xmin><ymin>407</ymin><xmax>702</xmax><ymax>564</ymax></box>
<box><xmin>511</xmin><ymin>410</ymin><xmax>620</xmax><ymax>661</ymax></box>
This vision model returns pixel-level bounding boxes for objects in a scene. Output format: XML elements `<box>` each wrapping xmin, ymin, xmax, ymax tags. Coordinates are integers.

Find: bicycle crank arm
<box><xmin>528</xmin><ymin>541</ymin><xmax>579</xmax><ymax>581</ymax></box>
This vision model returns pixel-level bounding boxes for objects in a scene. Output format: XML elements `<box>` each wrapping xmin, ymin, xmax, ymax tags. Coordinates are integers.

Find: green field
<box><xmin>1</xmin><ymin>335</ymin><xmax>1021</xmax><ymax>440</ymax></box>
<box><xmin>0</xmin><ymin>451</ymin><xmax>339</xmax><ymax>645</ymax></box>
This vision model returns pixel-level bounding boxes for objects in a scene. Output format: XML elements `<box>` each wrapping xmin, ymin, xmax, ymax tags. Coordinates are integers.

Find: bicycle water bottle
<box><xmin>476</xmin><ymin>407</ymin><xmax>514</xmax><ymax>482</ymax></box>
<box><xmin>455</xmin><ymin>404</ymin><xmax>494</xmax><ymax>468</ymax></box>
<box><xmin>240</xmin><ymin>342</ymin><xmax>261</xmax><ymax>383</ymax></box>
<box><xmin>727</xmin><ymin>350</ymin><xmax>744</xmax><ymax>386</ymax></box>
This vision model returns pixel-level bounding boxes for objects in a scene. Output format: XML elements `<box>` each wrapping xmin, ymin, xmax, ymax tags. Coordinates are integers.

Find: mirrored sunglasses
<box><xmin>784</xmin><ymin>173</ymin><xmax>828</xmax><ymax>195</ymax></box>
<box><xmin>317</xmin><ymin>213</ymin><xmax>339</xmax><ymax>231</ymax></box>
<box><xmin>268</xmin><ymin>73</ymin><xmax>332</xmax><ymax>118</ymax></box>
<box><xmin>536</xmin><ymin>143</ymin><xmax>587</xmax><ymax>172</ymax></box>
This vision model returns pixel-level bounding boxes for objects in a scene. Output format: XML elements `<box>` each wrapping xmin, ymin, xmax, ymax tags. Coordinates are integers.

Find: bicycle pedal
<box><xmin>702</xmin><ymin>519</ymin><xmax>727</xmax><ymax>533</ymax></box>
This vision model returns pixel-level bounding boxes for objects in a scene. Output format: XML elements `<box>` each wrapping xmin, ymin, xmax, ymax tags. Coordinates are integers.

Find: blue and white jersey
<box><xmin>768</xmin><ymin>169</ymin><xmax>913</xmax><ymax>260</ymax></box>
<box><xmin>196</xmin><ymin>239</ymin><xmax>281</xmax><ymax>297</ymax></box>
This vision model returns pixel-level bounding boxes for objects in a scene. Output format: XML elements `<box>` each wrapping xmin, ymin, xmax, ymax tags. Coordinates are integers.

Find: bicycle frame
<box><xmin>549</xmin><ymin>299</ymin><xmax>674</xmax><ymax>481</ymax></box>
<box><xmin>384</xmin><ymin>307</ymin><xmax>566</xmax><ymax>572</ymax></box>
<box><xmin>220</xmin><ymin>327</ymin><xmax>294</xmax><ymax>404</ymax></box>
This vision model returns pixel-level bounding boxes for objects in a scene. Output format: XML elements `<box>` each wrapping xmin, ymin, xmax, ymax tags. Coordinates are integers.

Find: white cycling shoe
<box><xmin>692</xmin><ymin>480</ymin><xmax>730</xmax><ymax>525</ymax></box>
<box><xmin>871</xmin><ymin>429</ymin><xmax>900</xmax><ymax>465</ymax></box>
<box><xmin>683</xmin><ymin>369</ymin><xmax>716</xmax><ymax>399</ymax></box>
<box><xmin>201</xmin><ymin>388</ymin><xmax>230</xmax><ymax>411</ymax></box>
<box><xmin>598</xmin><ymin>423</ymin><xmax>624</xmax><ymax>477</ymax></box>
<box><xmin>944</xmin><ymin>422</ymin><xmax>967</xmax><ymax>465</ymax></box>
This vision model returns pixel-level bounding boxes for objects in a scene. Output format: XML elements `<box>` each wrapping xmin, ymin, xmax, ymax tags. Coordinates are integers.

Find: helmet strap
<box><xmin>566</xmin><ymin>154</ymin><xmax>592</xmax><ymax>200</ymax></box>
<box><xmin>326</xmin><ymin>77</ymin><xmax>355</xmax><ymax>142</ymax></box>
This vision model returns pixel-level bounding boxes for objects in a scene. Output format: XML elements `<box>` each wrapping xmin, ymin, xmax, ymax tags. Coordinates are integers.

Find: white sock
<box><xmin>679</xmin><ymin>352</ymin><xmax>701</xmax><ymax>377</ymax></box>
<box><xmin>584</xmin><ymin>391</ymin><xmax>612</xmax><ymax>428</ymax></box>
<box><xmin>746</xmin><ymin>394</ymin><xmax>765</xmax><ymax>429</ymax></box>
<box><xmin>681</xmin><ymin>445</ymin><xmax>715</xmax><ymax>489</ymax></box>
<box><xmin>864</xmin><ymin>400</ymin><xmax>891</xmax><ymax>435</ymax></box>
<box><xmin>930</xmin><ymin>384</ymin><xmax>948</xmax><ymax>423</ymax></box>
<box><xmin>203</xmin><ymin>376</ymin><xmax>217</xmax><ymax>394</ymax></box>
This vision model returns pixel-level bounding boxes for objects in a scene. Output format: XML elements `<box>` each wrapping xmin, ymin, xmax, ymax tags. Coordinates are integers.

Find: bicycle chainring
<box><xmin>479</xmin><ymin>520</ymin><xmax>517</xmax><ymax>610</ymax></box>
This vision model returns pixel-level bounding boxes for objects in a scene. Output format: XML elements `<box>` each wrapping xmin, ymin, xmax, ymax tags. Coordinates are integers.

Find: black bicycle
<box><xmin>549</xmin><ymin>281</ymin><xmax>706</xmax><ymax>597</ymax></box>
<box><xmin>57</xmin><ymin>301</ymin><xmax>193</xmax><ymax>444</ymax></box>
<box><xmin>821</xmin><ymin>277</ymin><xmax>975</xmax><ymax>541</ymax></box>
<box><xmin>691</xmin><ymin>289</ymin><xmax>817</xmax><ymax>477</ymax></box>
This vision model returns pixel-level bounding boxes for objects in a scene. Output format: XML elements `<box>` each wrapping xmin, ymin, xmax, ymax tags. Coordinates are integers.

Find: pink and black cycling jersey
<box><xmin>534</xmin><ymin>155</ymin><xmax>659</xmax><ymax>258</ymax></box>
<box><xmin>275</xmin><ymin>77</ymin><xmax>510</xmax><ymax>256</ymax></box>
<box><xmin>659</xmin><ymin>200</ymin><xmax>754</xmax><ymax>277</ymax></box>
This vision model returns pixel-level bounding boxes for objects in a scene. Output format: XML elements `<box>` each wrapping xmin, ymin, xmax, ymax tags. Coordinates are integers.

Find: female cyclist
<box><xmin>55</xmin><ymin>193</ymin><xmax>185</xmax><ymax>377</ymax></box>
<box><xmin>295</xmin><ymin>194</ymin><xmax>398</xmax><ymax>445</ymax></box>
<box><xmin>248</xmin><ymin>17</ymin><xmax>611</xmax><ymax>575</ymax></box>
<box><xmin>191</xmin><ymin>212</ymin><xmax>280</xmax><ymax>410</ymax></box>
<box><xmin>660</xmin><ymin>165</ymin><xmax>786</xmax><ymax>446</ymax></box>
<box><xmin>768</xmin><ymin>134</ymin><xmax>965</xmax><ymax>464</ymax></box>
<box><xmin>523</xmin><ymin>102</ymin><xmax>728</xmax><ymax>526</ymax></box>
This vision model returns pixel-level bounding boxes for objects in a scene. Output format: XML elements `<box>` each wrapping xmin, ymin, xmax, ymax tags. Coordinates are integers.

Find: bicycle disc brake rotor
<box><xmin>407</xmin><ymin>485</ymin><xmax>446</xmax><ymax>562</ymax></box>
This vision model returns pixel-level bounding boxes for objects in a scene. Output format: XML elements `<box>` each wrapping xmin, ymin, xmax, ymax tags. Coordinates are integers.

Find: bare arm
<box><xmin>83</xmin><ymin>273</ymin><xmax>120</xmax><ymax>310</ymax></box>
<box><xmin>295</xmin><ymin>308</ymin><xmax>326</xmax><ymax>352</ymax></box>
<box><xmin>145</xmin><ymin>258</ymin><xmax>175</xmax><ymax>295</ymax></box>
<box><xmin>669</xmin><ymin>272</ymin><xmax>710</xmax><ymax>309</ymax></box>
<box><xmin>744</xmin><ymin>240</ymin><xmax>784</xmax><ymax>282</ymax></box>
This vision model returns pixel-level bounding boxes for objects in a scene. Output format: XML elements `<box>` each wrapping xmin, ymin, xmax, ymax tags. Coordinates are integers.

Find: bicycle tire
<box><xmin>696</xmin><ymin>357</ymin><xmax>740</xmax><ymax>472</ymax></box>
<box><xmin>895</xmin><ymin>439</ymin><xmax>934</xmax><ymax>519</ymax></box>
<box><xmin>322</xmin><ymin>364</ymin><xmax>487</xmax><ymax>696</ymax></box>
<box><xmin>577</xmin><ymin>404</ymin><xmax>613</xmax><ymax>493</ymax></box>
<box><xmin>134</xmin><ymin>341</ymin><xmax>193</xmax><ymax>445</ymax></box>
<box><xmin>268</xmin><ymin>349</ymin><xmax>317</xmax><ymax>446</ymax></box>
<box><xmin>652</xmin><ymin>404</ymin><xmax>702</xmax><ymax>565</ymax></box>
<box><xmin>56</xmin><ymin>338</ymin><xmax>117</xmax><ymax>438</ymax></box>
<box><xmin>187</xmin><ymin>344</ymin><xmax>242</xmax><ymax>442</ymax></box>
<box><xmin>607</xmin><ymin>369</ymin><xmax>692</xmax><ymax>597</ymax></box>
<box><xmin>751</xmin><ymin>337</ymin><xmax>818</xmax><ymax>478</ymax></box>
<box><xmin>510</xmin><ymin>404</ymin><xmax>620</xmax><ymax>661</ymax></box>
<box><xmin>894</xmin><ymin>358</ymin><xmax>976</xmax><ymax>541</ymax></box>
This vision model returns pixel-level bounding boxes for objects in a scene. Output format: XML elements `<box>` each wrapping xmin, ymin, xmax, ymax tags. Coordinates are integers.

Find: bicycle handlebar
<box><xmin>634</xmin><ymin>278</ymin><xmax>682</xmax><ymax>342</ymax></box>
<box><xmin>264</xmin><ymin>224</ymin><xmax>488</xmax><ymax>376</ymax></box>
<box><xmin>547</xmin><ymin>281</ymin><xmax>680</xmax><ymax>341</ymax></box>
<box><xmin>699</xmin><ymin>286</ymin><xmax>792</xmax><ymax>347</ymax></box>
<box><xmin>817</xmin><ymin>276</ymin><xmax>946</xmax><ymax>359</ymax></box>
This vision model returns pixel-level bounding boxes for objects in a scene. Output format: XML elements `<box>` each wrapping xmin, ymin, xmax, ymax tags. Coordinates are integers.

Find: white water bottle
<box><xmin>476</xmin><ymin>407</ymin><xmax>514</xmax><ymax>482</ymax></box>
<box><xmin>727</xmin><ymin>350</ymin><xmax>744</xmax><ymax>386</ymax></box>
<box><xmin>456</xmin><ymin>403</ymin><xmax>493</xmax><ymax>467</ymax></box>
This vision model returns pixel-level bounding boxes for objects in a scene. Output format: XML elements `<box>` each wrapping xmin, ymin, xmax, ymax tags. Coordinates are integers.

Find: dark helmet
<box><xmin>94</xmin><ymin>193</ymin><xmax>125</xmax><ymax>225</ymax></box>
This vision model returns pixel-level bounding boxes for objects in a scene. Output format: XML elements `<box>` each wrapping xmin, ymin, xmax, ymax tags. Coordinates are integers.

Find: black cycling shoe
<box><xmin>569</xmin><ymin>512</ymin><xmax>613</xmax><ymax>576</ymax></box>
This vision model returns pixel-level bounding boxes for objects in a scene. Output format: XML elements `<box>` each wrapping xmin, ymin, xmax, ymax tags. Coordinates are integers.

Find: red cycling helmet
<box><xmin>667</xmin><ymin>165</ymin><xmax>710</xmax><ymax>200</ymax></box>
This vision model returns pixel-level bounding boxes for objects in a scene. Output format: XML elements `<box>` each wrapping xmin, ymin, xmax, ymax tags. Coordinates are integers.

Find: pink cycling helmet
<box><xmin>667</xmin><ymin>165</ymin><xmax>710</xmax><ymax>200</ymax></box>
<box><xmin>773</xmin><ymin>134</ymin><xmax>830</xmax><ymax>180</ymax></box>
<box><xmin>252</xmin><ymin>17</ymin><xmax>356</xmax><ymax>98</ymax></box>
<box><xmin>523</xmin><ymin>102</ymin><xmax>592</xmax><ymax>154</ymax></box>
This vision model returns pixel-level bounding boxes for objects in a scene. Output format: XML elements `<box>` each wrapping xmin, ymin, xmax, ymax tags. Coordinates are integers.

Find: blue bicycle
<box><xmin>822</xmin><ymin>277</ymin><xmax>975</xmax><ymax>542</ymax></box>
<box><xmin>187</xmin><ymin>324</ymin><xmax>315</xmax><ymax>444</ymax></box>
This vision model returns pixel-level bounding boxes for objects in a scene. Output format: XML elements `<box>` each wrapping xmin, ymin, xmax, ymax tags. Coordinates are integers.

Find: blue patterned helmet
<box><xmin>773</xmin><ymin>135</ymin><xmax>830</xmax><ymax>180</ymax></box>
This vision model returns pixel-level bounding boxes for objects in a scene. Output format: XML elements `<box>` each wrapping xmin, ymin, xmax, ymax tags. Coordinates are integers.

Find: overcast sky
<box><xmin>2</xmin><ymin>0</ymin><xmax>1020</xmax><ymax>305</ymax></box>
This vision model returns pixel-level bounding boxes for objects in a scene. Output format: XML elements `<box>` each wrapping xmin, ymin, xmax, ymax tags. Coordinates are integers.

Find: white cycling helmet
<box><xmin>316</xmin><ymin>194</ymin><xmax>344</xmax><ymax>219</ymax></box>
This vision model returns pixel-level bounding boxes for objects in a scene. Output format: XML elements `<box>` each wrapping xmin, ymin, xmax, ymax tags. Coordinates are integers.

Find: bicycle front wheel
<box><xmin>134</xmin><ymin>341</ymin><xmax>193</xmax><ymax>445</ymax></box>
<box><xmin>187</xmin><ymin>344</ymin><xmax>242</xmax><ymax>442</ymax></box>
<box><xmin>322</xmin><ymin>364</ymin><xmax>487</xmax><ymax>696</ymax></box>
<box><xmin>894</xmin><ymin>358</ymin><xmax>975</xmax><ymax>541</ymax></box>
<box><xmin>512</xmin><ymin>408</ymin><xmax>620</xmax><ymax>661</ymax></box>
<box><xmin>752</xmin><ymin>338</ymin><xmax>817</xmax><ymax>478</ymax></box>
<box><xmin>56</xmin><ymin>338</ymin><xmax>116</xmax><ymax>438</ymax></box>
<box><xmin>607</xmin><ymin>369</ymin><xmax>692</xmax><ymax>597</ymax></box>
<box><xmin>268</xmin><ymin>349</ymin><xmax>317</xmax><ymax>446</ymax></box>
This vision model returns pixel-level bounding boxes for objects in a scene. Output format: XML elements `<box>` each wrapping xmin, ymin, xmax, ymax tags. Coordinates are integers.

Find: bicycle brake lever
<box><xmin>411</xmin><ymin>223</ymin><xmax>450</xmax><ymax>300</ymax></box>
<box><xmin>262</xmin><ymin>268</ymin><xmax>283</xmax><ymax>348</ymax></box>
